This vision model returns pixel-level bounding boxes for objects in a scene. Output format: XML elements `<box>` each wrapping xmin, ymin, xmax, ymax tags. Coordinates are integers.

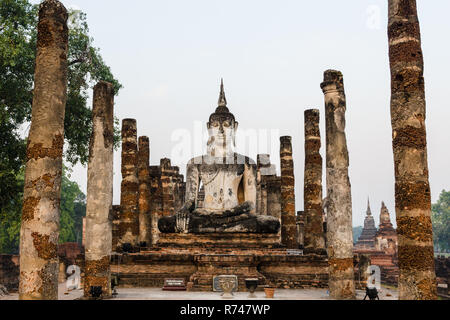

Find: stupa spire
<box><xmin>209</xmin><ymin>78</ymin><xmax>235</xmax><ymax>123</ymax></box>
<box><xmin>366</xmin><ymin>197</ymin><xmax>372</xmax><ymax>216</ymax></box>
<box><xmin>218</xmin><ymin>78</ymin><xmax>227</xmax><ymax>107</ymax></box>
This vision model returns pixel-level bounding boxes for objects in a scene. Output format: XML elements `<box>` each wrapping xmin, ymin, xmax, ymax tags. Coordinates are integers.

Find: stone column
<box><xmin>388</xmin><ymin>0</ymin><xmax>437</xmax><ymax>300</ymax></box>
<box><xmin>280</xmin><ymin>136</ymin><xmax>298</xmax><ymax>249</ymax></box>
<box><xmin>149</xmin><ymin>166</ymin><xmax>163</xmax><ymax>245</ymax></box>
<box><xmin>296</xmin><ymin>211</ymin><xmax>305</xmax><ymax>249</ymax></box>
<box><xmin>321</xmin><ymin>70</ymin><xmax>355</xmax><ymax>299</ymax></box>
<box><xmin>138</xmin><ymin>136</ymin><xmax>151</xmax><ymax>247</ymax></box>
<box><xmin>118</xmin><ymin>119</ymin><xmax>139</xmax><ymax>249</ymax></box>
<box><xmin>161</xmin><ymin>158</ymin><xmax>175</xmax><ymax>217</ymax></box>
<box><xmin>266</xmin><ymin>176</ymin><xmax>281</xmax><ymax>219</ymax></box>
<box><xmin>19</xmin><ymin>0</ymin><xmax>68</xmax><ymax>300</ymax></box>
<box><xmin>303</xmin><ymin>109</ymin><xmax>326</xmax><ymax>255</ymax></box>
<box><xmin>257</xmin><ymin>155</ymin><xmax>270</xmax><ymax>215</ymax></box>
<box><xmin>111</xmin><ymin>205</ymin><xmax>121</xmax><ymax>250</ymax></box>
<box><xmin>84</xmin><ymin>81</ymin><xmax>114</xmax><ymax>298</ymax></box>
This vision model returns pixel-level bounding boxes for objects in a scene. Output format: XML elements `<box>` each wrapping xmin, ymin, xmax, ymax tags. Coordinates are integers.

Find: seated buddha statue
<box><xmin>158</xmin><ymin>80</ymin><xmax>280</xmax><ymax>234</ymax></box>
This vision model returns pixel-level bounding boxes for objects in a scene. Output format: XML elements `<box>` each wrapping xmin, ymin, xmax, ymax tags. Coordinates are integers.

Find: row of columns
<box><xmin>18</xmin><ymin>0</ymin><xmax>437</xmax><ymax>301</ymax></box>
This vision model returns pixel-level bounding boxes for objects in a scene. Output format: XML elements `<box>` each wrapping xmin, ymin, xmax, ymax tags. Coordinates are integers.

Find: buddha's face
<box><xmin>207</xmin><ymin>118</ymin><xmax>238</xmax><ymax>151</ymax></box>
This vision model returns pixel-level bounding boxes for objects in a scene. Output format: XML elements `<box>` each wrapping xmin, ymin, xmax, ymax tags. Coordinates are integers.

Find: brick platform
<box><xmin>111</xmin><ymin>233</ymin><xmax>328</xmax><ymax>291</ymax></box>
<box><xmin>156</xmin><ymin>233</ymin><xmax>283</xmax><ymax>249</ymax></box>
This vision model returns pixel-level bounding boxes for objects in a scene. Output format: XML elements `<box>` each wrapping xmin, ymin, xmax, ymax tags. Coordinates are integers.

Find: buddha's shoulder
<box><xmin>186</xmin><ymin>154</ymin><xmax>256</xmax><ymax>166</ymax></box>
<box><xmin>234</xmin><ymin>153</ymin><xmax>256</xmax><ymax>165</ymax></box>
<box><xmin>187</xmin><ymin>156</ymin><xmax>205</xmax><ymax>165</ymax></box>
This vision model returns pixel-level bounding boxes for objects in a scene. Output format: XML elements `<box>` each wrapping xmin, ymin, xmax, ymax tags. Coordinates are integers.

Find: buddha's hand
<box><xmin>175</xmin><ymin>200</ymin><xmax>195</xmax><ymax>233</ymax></box>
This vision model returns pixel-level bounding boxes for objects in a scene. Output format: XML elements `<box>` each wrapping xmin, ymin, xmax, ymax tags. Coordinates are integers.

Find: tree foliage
<box><xmin>0</xmin><ymin>166</ymin><xmax>86</xmax><ymax>254</ymax></box>
<box><xmin>432</xmin><ymin>190</ymin><xmax>450</xmax><ymax>252</ymax></box>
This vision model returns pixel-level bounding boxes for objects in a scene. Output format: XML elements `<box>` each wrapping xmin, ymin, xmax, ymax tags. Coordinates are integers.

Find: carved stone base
<box><xmin>111</xmin><ymin>250</ymin><xmax>329</xmax><ymax>291</ymax></box>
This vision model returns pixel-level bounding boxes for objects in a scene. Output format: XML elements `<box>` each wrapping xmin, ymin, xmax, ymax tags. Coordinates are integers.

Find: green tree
<box><xmin>0</xmin><ymin>0</ymin><xmax>122</xmax><ymax>209</ymax></box>
<box><xmin>59</xmin><ymin>166</ymin><xmax>86</xmax><ymax>244</ymax></box>
<box><xmin>0</xmin><ymin>166</ymin><xmax>86</xmax><ymax>254</ymax></box>
<box><xmin>432</xmin><ymin>190</ymin><xmax>450</xmax><ymax>252</ymax></box>
<box><xmin>0</xmin><ymin>0</ymin><xmax>120</xmax><ymax>253</ymax></box>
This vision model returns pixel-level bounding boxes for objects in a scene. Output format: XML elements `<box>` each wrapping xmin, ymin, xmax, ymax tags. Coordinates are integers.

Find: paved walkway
<box><xmin>1</xmin><ymin>284</ymin><xmax>398</xmax><ymax>300</ymax></box>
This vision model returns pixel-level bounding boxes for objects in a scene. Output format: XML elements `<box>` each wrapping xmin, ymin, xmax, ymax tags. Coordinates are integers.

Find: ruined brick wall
<box><xmin>58</xmin><ymin>242</ymin><xmax>83</xmax><ymax>266</ymax></box>
<box><xmin>266</xmin><ymin>176</ymin><xmax>281</xmax><ymax>219</ymax></box>
<box><xmin>0</xmin><ymin>255</ymin><xmax>19</xmax><ymax>292</ymax></box>
<box><xmin>435</xmin><ymin>256</ymin><xmax>450</xmax><ymax>284</ymax></box>
<box><xmin>148</xmin><ymin>160</ymin><xmax>185</xmax><ymax>246</ymax></box>
<box><xmin>256</xmin><ymin>155</ymin><xmax>278</xmax><ymax>217</ymax></box>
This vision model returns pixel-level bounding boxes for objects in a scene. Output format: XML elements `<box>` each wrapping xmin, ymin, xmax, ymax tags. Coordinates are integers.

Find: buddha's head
<box><xmin>207</xmin><ymin>80</ymin><xmax>238</xmax><ymax>155</ymax></box>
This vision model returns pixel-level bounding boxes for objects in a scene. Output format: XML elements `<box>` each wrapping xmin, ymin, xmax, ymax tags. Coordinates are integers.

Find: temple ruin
<box><xmin>354</xmin><ymin>201</ymin><xmax>399</xmax><ymax>286</ymax></box>
<box><xmin>7</xmin><ymin>0</ymin><xmax>443</xmax><ymax>301</ymax></box>
<box><xmin>110</xmin><ymin>82</ymin><xmax>328</xmax><ymax>291</ymax></box>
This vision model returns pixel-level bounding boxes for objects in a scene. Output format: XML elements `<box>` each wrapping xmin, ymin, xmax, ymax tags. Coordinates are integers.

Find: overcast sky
<box><xmin>30</xmin><ymin>0</ymin><xmax>450</xmax><ymax>228</ymax></box>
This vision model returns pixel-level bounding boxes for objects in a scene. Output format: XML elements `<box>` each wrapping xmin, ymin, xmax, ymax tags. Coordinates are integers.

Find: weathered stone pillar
<box><xmin>19</xmin><ymin>0</ymin><xmax>68</xmax><ymax>300</ymax></box>
<box><xmin>84</xmin><ymin>81</ymin><xmax>114</xmax><ymax>298</ymax></box>
<box><xmin>280</xmin><ymin>136</ymin><xmax>298</xmax><ymax>249</ymax></box>
<box><xmin>138</xmin><ymin>136</ymin><xmax>151</xmax><ymax>247</ymax></box>
<box><xmin>388</xmin><ymin>0</ymin><xmax>437</xmax><ymax>300</ymax></box>
<box><xmin>303</xmin><ymin>109</ymin><xmax>326</xmax><ymax>255</ymax></box>
<box><xmin>118</xmin><ymin>119</ymin><xmax>139</xmax><ymax>249</ymax></box>
<box><xmin>321</xmin><ymin>70</ymin><xmax>355</xmax><ymax>299</ymax></box>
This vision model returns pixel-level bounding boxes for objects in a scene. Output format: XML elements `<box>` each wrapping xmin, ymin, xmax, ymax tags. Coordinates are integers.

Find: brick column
<box><xmin>280</xmin><ymin>136</ymin><xmax>298</xmax><ymax>249</ymax></box>
<box><xmin>118</xmin><ymin>119</ymin><xmax>139</xmax><ymax>249</ymax></box>
<box><xmin>84</xmin><ymin>81</ymin><xmax>115</xmax><ymax>298</ymax></box>
<box><xmin>321</xmin><ymin>70</ymin><xmax>355</xmax><ymax>299</ymax></box>
<box><xmin>19</xmin><ymin>0</ymin><xmax>68</xmax><ymax>300</ymax></box>
<box><xmin>257</xmin><ymin>154</ymin><xmax>272</xmax><ymax>215</ymax></box>
<box><xmin>303</xmin><ymin>109</ymin><xmax>326</xmax><ymax>255</ymax></box>
<box><xmin>149</xmin><ymin>166</ymin><xmax>163</xmax><ymax>245</ymax></box>
<box><xmin>138</xmin><ymin>136</ymin><xmax>151</xmax><ymax>247</ymax></box>
<box><xmin>266</xmin><ymin>176</ymin><xmax>282</xmax><ymax>219</ymax></box>
<box><xmin>296</xmin><ymin>211</ymin><xmax>305</xmax><ymax>249</ymax></box>
<box><xmin>160</xmin><ymin>158</ymin><xmax>175</xmax><ymax>217</ymax></box>
<box><xmin>388</xmin><ymin>0</ymin><xmax>437</xmax><ymax>300</ymax></box>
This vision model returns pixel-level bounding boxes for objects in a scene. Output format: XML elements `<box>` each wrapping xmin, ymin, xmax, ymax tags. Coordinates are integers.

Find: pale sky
<box><xmin>30</xmin><ymin>0</ymin><xmax>450</xmax><ymax>228</ymax></box>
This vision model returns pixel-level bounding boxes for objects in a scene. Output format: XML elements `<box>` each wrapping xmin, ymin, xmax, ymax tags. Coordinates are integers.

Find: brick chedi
<box><xmin>19</xmin><ymin>0</ymin><xmax>68</xmax><ymax>300</ymax></box>
<box><xmin>321</xmin><ymin>70</ymin><xmax>355</xmax><ymax>299</ymax></box>
<box><xmin>375</xmin><ymin>202</ymin><xmax>398</xmax><ymax>256</ymax></box>
<box><xmin>148</xmin><ymin>159</ymin><xmax>185</xmax><ymax>245</ymax></box>
<box><xmin>118</xmin><ymin>119</ymin><xmax>139</xmax><ymax>249</ymax></box>
<box><xmin>84</xmin><ymin>81</ymin><xmax>115</xmax><ymax>298</ymax></box>
<box><xmin>280</xmin><ymin>136</ymin><xmax>298</xmax><ymax>249</ymax></box>
<box><xmin>355</xmin><ymin>199</ymin><xmax>378</xmax><ymax>249</ymax></box>
<box><xmin>388</xmin><ymin>0</ymin><xmax>437</xmax><ymax>299</ymax></box>
<box><xmin>303</xmin><ymin>109</ymin><xmax>326</xmax><ymax>255</ymax></box>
